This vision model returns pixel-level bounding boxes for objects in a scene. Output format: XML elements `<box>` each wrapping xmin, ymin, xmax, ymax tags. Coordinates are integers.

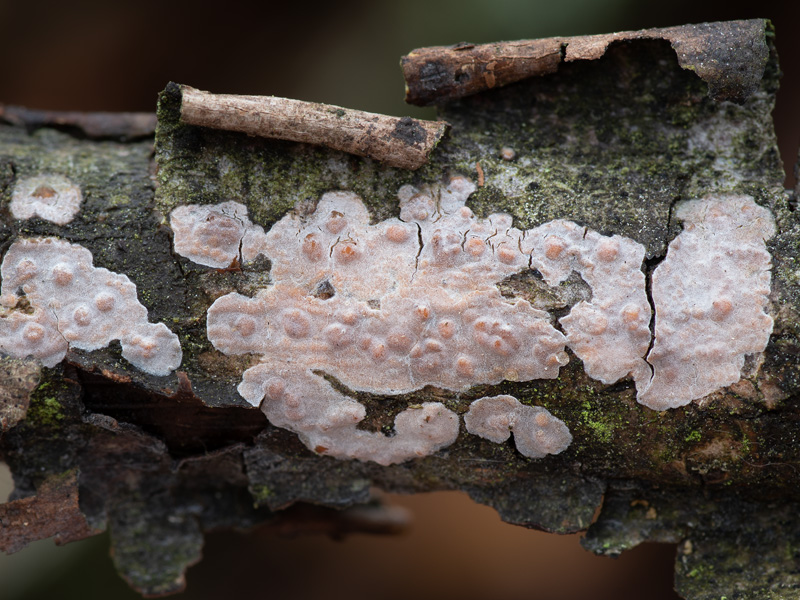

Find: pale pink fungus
<box><xmin>522</xmin><ymin>219</ymin><xmax>652</xmax><ymax>389</ymax></box>
<box><xmin>169</xmin><ymin>201</ymin><xmax>271</xmax><ymax>268</ymax></box>
<box><xmin>500</xmin><ymin>147</ymin><xmax>516</xmax><ymax>161</ymax></box>
<box><xmin>201</xmin><ymin>177</ymin><xmax>777</xmax><ymax>465</ymax></box>
<box><xmin>10</xmin><ymin>175</ymin><xmax>82</xmax><ymax>225</ymax></box>
<box><xmin>0</xmin><ymin>238</ymin><xmax>182</xmax><ymax>376</ymax></box>
<box><xmin>637</xmin><ymin>195</ymin><xmax>775</xmax><ymax>410</ymax></box>
<box><xmin>464</xmin><ymin>394</ymin><xmax>572</xmax><ymax>458</ymax></box>
<box><xmin>207</xmin><ymin>177</ymin><xmax>569</xmax><ymax>464</ymax></box>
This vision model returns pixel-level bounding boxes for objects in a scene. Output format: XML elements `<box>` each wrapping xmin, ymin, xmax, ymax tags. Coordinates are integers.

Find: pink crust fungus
<box><xmin>202</xmin><ymin>179</ymin><xmax>778</xmax><ymax>455</ymax></box>
<box><xmin>464</xmin><ymin>395</ymin><xmax>572</xmax><ymax>458</ymax></box>
<box><xmin>0</xmin><ymin>238</ymin><xmax>182</xmax><ymax>376</ymax></box>
<box><xmin>637</xmin><ymin>194</ymin><xmax>776</xmax><ymax>410</ymax></box>
<box><xmin>206</xmin><ymin>176</ymin><xmax>658</xmax><ymax>463</ymax></box>
<box><xmin>169</xmin><ymin>201</ymin><xmax>269</xmax><ymax>268</ymax></box>
<box><xmin>10</xmin><ymin>175</ymin><xmax>82</xmax><ymax>225</ymax></box>
<box><xmin>522</xmin><ymin>220</ymin><xmax>653</xmax><ymax>389</ymax></box>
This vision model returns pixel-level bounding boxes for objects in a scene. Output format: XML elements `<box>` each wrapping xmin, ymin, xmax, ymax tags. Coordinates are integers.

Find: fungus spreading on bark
<box><xmin>0</xmin><ymin>238</ymin><xmax>182</xmax><ymax>376</ymax></box>
<box><xmin>464</xmin><ymin>394</ymin><xmax>572</xmax><ymax>458</ymax></box>
<box><xmin>10</xmin><ymin>175</ymin><xmax>82</xmax><ymax>225</ymax></box>
<box><xmin>522</xmin><ymin>220</ymin><xmax>652</xmax><ymax>389</ymax></box>
<box><xmin>201</xmin><ymin>177</ymin><xmax>653</xmax><ymax>463</ymax></box>
<box><xmin>188</xmin><ymin>178</ymin><xmax>775</xmax><ymax>463</ymax></box>
<box><xmin>638</xmin><ymin>194</ymin><xmax>775</xmax><ymax>409</ymax></box>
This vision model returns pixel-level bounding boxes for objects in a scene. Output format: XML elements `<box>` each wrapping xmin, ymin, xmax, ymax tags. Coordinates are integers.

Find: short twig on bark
<box><xmin>179</xmin><ymin>85</ymin><xmax>447</xmax><ymax>170</ymax></box>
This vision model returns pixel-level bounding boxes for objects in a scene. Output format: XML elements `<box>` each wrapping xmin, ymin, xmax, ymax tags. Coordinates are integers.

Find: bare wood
<box><xmin>401</xmin><ymin>19</ymin><xmax>768</xmax><ymax>105</ymax></box>
<box><xmin>179</xmin><ymin>86</ymin><xmax>447</xmax><ymax>170</ymax></box>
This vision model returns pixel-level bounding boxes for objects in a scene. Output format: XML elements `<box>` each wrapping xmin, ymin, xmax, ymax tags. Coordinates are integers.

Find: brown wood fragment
<box><xmin>0</xmin><ymin>105</ymin><xmax>156</xmax><ymax>139</ymax></box>
<box><xmin>179</xmin><ymin>85</ymin><xmax>447</xmax><ymax>170</ymax></box>
<box><xmin>0</xmin><ymin>470</ymin><xmax>96</xmax><ymax>553</ymax></box>
<box><xmin>402</xmin><ymin>19</ymin><xmax>768</xmax><ymax>105</ymax></box>
<box><xmin>0</xmin><ymin>355</ymin><xmax>40</xmax><ymax>432</ymax></box>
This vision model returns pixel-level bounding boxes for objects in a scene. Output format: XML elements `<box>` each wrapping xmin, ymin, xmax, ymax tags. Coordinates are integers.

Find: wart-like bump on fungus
<box><xmin>464</xmin><ymin>395</ymin><xmax>572</xmax><ymax>458</ymax></box>
<box><xmin>205</xmin><ymin>176</ymin><xmax>655</xmax><ymax>464</ymax></box>
<box><xmin>0</xmin><ymin>238</ymin><xmax>182</xmax><ymax>376</ymax></box>
<box><xmin>638</xmin><ymin>194</ymin><xmax>776</xmax><ymax>410</ymax></box>
<box><xmin>10</xmin><ymin>175</ymin><xmax>82</xmax><ymax>225</ymax></box>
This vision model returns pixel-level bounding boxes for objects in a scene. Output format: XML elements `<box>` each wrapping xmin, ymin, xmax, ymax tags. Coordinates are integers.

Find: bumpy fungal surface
<box><xmin>464</xmin><ymin>394</ymin><xmax>572</xmax><ymax>458</ymax></box>
<box><xmin>0</xmin><ymin>238</ymin><xmax>182</xmax><ymax>376</ymax></box>
<box><xmin>206</xmin><ymin>177</ymin><xmax>656</xmax><ymax>463</ymax></box>
<box><xmin>243</xmin><ymin>365</ymin><xmax>460</xmax><ymax>466</ymax></box>
<box><xmin>170</xmin><ymin>201</ymin><xmax>268</xmax><ymax>268</ymax></box>
<box><xmin>208</xmin><ymin>179</ymin><xmax>570</xmax><ymax>398</ymax></box>
<box><xmin>638</xmin><ymin>195</ymin><xmax>775</xmax><ymax>410</ymax></box>
<box><xmin>204</xmin><ymin>180</ymin><xmax>778</xmax><ymax>463</ymax></box>
<box><xmin>523</xmin><ymin>221</ymin><xmax>652</xmax><ymax>388</ymax></box>
<box><xmin>10</xmin><ymin>174</ymin><xmax>82</xmax><ymax>225</ymax></box>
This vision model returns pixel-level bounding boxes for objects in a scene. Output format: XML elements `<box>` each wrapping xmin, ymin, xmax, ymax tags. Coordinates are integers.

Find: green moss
<box><xmin>580</xmin><ymin>400</ymin><xmax>616</xmax><ymax>444</ymax></box>
<box><xmin>685</xmin><ymin>430</ymin><xmax>702</xmax><ymax>443</ymax></box>
<box><xmin>686</xmin><ymin>564</ymin><xmax>715</xmax><ymax>579</ymax></box>
<box><xmin>25</xmin><ymin>379</ymin><xmax>66</xmax><ymax>427</ymax></box>
<box><xmin>249</xmin><ymin>484</ymin><xmax>274</xmax><ymax>506</ymax></box>
<box><xmin>741</xmin><ymin>434</ymin><xmax>751</xmax><ymax>456</ymax></box>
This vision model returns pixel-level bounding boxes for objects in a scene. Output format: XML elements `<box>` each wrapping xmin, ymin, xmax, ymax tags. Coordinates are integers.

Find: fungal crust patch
<box><xmin>199</xmin><ymin>182</ymin><xmax>775</xmax><ymax>463</ymax></box>
<box><xmin>10</xmin><ymin>175</ymin><xmax>82</xmax><ymax>225</ymax></box>
<box><xmin>204</xmin><ymin>178</ymin><xmax>652</xmax><ymax>464</ymax></box>
<box><xmin>0</xmin><ymin>238</ymin><xmax>182</xmax><ymax>376</ymax></box>
<box><xmin>465</xmin><ymin>395</ymin><xmax>572</xmax><ymax>458</ymax></box>
<box><xmin>638</xmin><ymin>194</ymin><xmax>775</xmax><ymax>409</ymax></box>
<box><xmin>169</xmin><ymin>201</ymin><xmax>268</xmax><ymax>268</ymax></box>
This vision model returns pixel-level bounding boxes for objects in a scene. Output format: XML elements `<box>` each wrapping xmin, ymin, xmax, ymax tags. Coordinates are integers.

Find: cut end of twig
<box><xmin>178</xmin><ymin>85</ymin><xmax>447</xmax><ymax>170</ymax></box>
<box><xmin>401</xmin><ymin>19</ymin><xmax>769</xmax><ymax>106</ymax></box>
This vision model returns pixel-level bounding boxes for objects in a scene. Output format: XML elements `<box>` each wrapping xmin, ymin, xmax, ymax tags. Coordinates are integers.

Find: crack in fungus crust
<box><xmin>639</xmin><ymin>194</ymin><xmax>775</xmax><ymax>409</ymax></box>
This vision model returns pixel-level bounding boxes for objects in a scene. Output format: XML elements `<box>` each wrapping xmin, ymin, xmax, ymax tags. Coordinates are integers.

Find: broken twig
<box><xmin>179</xmin><ymin>85</ymin><xmax>447</xmax><ymax>170</ymax></box>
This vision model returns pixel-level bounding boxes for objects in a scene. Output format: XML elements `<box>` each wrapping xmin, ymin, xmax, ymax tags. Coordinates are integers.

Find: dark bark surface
<box><xmin>1</xmin><ymin>19</ymin><xmax>798</xmax><ymax>599</ymax></box>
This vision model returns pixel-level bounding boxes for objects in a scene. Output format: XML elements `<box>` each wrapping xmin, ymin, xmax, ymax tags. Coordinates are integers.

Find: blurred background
<box><xmin>1</xmin><ymin>1</ymin><xmax>798</xmax><ymax>598</ymax></box>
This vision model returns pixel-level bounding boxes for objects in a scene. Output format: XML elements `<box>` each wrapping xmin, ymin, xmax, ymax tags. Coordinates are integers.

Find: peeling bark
<box><xmin>0</xmin><ymin>470</ymin><xmax>96</xmax><ymax>553</ymax></box>
<box><xmin>402</xmin><ymin>19</ymin><xmax>769</xmax><ymax>106</ymax></box>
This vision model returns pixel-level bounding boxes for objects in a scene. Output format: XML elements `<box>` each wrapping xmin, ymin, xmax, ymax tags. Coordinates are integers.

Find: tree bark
<box><xmin>1</xmin><ymin>19</ymin><xmax>797</xmax><ymax>600</ymax></box>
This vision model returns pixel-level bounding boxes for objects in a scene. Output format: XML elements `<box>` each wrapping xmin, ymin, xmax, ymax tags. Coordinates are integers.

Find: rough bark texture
<box><xmin>0</xmin><ymin>19</ymin><xmax>797</xmax><ymax>599</ymax></box>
